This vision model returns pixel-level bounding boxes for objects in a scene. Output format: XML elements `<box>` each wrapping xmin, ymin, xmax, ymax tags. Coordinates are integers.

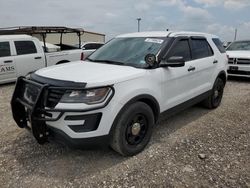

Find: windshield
<box><xmin>227</xmin><ymin>41</ymin><xmax>250</xmax><ymax>51</ymax></box>
<box><xmin>88</xmin><ymin>37</ymin><xmax>166</xmax><ymax>68</ymax></box>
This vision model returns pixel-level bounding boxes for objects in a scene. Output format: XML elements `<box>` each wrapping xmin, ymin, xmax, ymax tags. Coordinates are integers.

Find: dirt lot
<box><xmin>0</xmin><ymin>78</ymin><xmax>249</xmax><ymax>188</ymax></box>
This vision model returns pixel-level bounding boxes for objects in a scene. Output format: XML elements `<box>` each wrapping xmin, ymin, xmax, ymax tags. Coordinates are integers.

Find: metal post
<box><xmin>137</xmin><ymin>18</ymin><xmax>141</xmax><ymax>32</ymax></box>
<box><xmin>78</xmin><ymin>32</ymin><xmax>81</xmax><ymax>49</ymax></box>
<box><xmin>234</xmin><ymin>28</ymin><xmax>237</xmax><ymax>41</ymax></box>
<box><xmin>60</xmin><ymin>33</ymin><xmax>63</xmax><ymax>46</ymax></box>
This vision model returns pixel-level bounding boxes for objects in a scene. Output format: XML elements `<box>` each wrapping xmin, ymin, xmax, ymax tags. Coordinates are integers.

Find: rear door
<box><xmin>189</xmin><ymin>37</ymin><xmax>216</xmax><ymax>94</ymax></box>
<box><xmin>13</xmin><ymin>39</ymin><xmax>45</xmax><ymax>77</ymax></box>
<box><xmin>0</xmin><ymin>41</ymin><xmax>16</xmax><ymax>83</ymax></box>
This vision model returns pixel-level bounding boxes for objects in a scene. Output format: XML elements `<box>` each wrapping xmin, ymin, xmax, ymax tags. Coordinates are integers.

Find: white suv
<box><xmin>11</xmin><ymin>31</ymin><xmax>228</xmax><ymax>156</ymax></box>
<box><xmin>226</xmin><ymin>40</ymin><xmax>250</xmax><ymax>77</ymax></box>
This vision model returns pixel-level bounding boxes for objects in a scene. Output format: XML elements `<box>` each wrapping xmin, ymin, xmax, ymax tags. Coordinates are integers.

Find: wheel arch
<box><xmin>109</xmin><ymin>94</ymin><xmax>160</xmax><ymax>135</ymax></box>
<box><xmin>56</xmin><ymin>60</ymin><xmax>70</xmax><ymax>65</ymax></box>
<box><xmin>217</xmin><ymin>70</ymin><xmax>227</xmax><ymax>85</ymax></box>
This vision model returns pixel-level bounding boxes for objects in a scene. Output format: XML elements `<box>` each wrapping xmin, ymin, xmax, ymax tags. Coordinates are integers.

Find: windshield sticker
<box><xmin>145</xmin><ymin>38</ymin><xmax>164</xmax><ymax>44</ymax></box>
<box><xmin>0</xmin><ymin>65</ymin><xmax>15</xmax><ymax>75</ymax></box>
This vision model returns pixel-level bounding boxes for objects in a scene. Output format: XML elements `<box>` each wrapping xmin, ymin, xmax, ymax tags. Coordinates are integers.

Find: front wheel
<box><xmin>110</xmin><ymin>102</ymin><xmax>154</xmax><ymax>156</ymax></box>
<box><xmin>203</xmin><ymin>77</ymin><xmax>225</xmax><ymax>109</ymax></box>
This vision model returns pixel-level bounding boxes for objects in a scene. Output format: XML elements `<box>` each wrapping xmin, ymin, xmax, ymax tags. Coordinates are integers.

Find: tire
<box><xmin>203</xmin><ymin>77</ymin><xmax>225</xmax><ymax>109</ymax></box>
<box><xmin>110</xmin><ymin>102</ymin><xmax>154</xmax><ymax>156</ymax></box>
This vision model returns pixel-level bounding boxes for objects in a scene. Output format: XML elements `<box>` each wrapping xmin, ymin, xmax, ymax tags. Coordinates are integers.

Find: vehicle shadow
<box><xmin>0</xmin><ymin>82</ymin><xmax>15</xmax><ymax>88</ymax></box>
<box><xmin>228</xmin><ymin>76</ymin><xmax>250</xmax><ymax>82</ymax></box>
<box><xmin>6</xmin><ymin>103</ymin><xmax>211</xmax><ymax>184</ymax></box>
<box><xmin>152</xmin><ymin>105</ymin><xmax>211</xmax><ymax>144</ymax></box>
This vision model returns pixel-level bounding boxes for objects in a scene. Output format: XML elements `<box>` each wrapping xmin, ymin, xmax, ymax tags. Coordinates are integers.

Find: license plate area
<box><xmin>229</xmin><ymin>66</ymin><xmax>238</xmax><ymax>71</ymax></box>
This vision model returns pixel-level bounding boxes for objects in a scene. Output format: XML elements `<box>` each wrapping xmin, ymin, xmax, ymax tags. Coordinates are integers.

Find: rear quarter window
<box><xmin>212</xmin><ymin>38</ymin><xmax>226</xmax><ymax>53</ymax></box>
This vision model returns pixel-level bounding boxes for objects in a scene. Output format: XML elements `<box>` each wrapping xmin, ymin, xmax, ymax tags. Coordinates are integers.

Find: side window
<box><xmin>14</xmin><ymin>41</ymin><xmax>37</xmax><ymax>55</ymax></box>
<box><xmin>167</xmin><ymin>39</ymin><xmax>191</xmax><ymax>61</ymax></box>
<box><xmin>212</xmin><ymin>38</ymin><xmax>226</xmax><ymax>53</ymax></box>
<box><xmin>0</xmin><ymin>42</ymin><xmax>11</xmax><ymax>57</ymax></box>
<box><xmin>84</xmin><ymin>43</ymin><xmax>103</xmax><ymax>50</ymax></box>
<box><xmin>191</xmin><ymin>39</ymin><xmax>213</xmax><ymax>60</ymax></box>
<box><xmin>83</xmin><ymin>44</ymin><xmax>94</xmax><ymax>50</ymax></box>
<box><xmin>94</xmin><ymin>43</ymin><xmax>103</xmax><ymax>49</ymax></box>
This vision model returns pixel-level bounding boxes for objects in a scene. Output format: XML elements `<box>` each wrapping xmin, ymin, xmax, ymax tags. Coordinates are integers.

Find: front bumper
<box><xmin>48</xmin><ymin>126</ymin><xmax>110</xmax><ymax>148</ymax></box>
<box><xmin>11</xmin><ymin>76</ymin><xmax>115</xmax><ymax>145</ymax></box>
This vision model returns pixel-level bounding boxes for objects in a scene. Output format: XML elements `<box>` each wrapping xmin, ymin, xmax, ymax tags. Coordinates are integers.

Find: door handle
<box><xmin>34</xmin><ymin>56</ymin><xmax>42</xmax><ymax>59</ymax></box>
<box><xmin>213</xmin><ymin>60</ymin><xmax>218</xmax><ymax>64</ymax></box>
<box><xmin>188</xmin><ymin>66</ymin><xmax>196</xmax><ymax>72</ymax></box>
<box><xmin>4</xmin><ymin>60</ymin><xmax>13</xmax><ymax>63</ymax></box>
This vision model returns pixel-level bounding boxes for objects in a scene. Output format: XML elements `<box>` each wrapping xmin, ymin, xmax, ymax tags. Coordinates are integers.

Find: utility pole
<box><xmin>137</xmin><ymin>18</ymin><xmax>141</xmax><ymax>32</ymax></box>
<box><xmin>234</xmin><ymin>28</ymin><xmax>237</xmax><ymax>41</ymax></box>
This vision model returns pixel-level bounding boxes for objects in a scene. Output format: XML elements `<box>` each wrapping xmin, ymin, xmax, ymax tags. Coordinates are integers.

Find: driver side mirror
<box><xmin>160</xmin><ymin>56</ymin><xmax>185</xmax><ymax>67</ymax></box>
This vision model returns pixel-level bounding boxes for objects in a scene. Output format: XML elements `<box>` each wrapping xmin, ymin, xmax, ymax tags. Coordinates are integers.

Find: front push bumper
<box><xmin>11</xmin><ymin>76</ymin><xmax>114</xmax><ymax>146</ymax></box>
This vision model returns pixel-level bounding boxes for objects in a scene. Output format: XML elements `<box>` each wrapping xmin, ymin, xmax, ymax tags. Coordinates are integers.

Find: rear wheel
<box><xmin>203</xmin><ymin>77</ymin><xmax>225</xmax><ymax>109</ymax></box>
<box><xmin>110</xmin><ymin>102</ymin><xmax>154</xmax><ymax>156</ymax></box>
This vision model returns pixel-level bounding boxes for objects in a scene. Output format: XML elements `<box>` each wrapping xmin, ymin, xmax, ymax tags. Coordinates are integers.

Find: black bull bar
<box><xmin>11</xmin><ymin>77</ymin><xmax>62</xmax><ymax>144</ymax></box>
<box><xmin>11</xmin><ymin>77</ymin><xmax>115</xmax><ymax>144</ymax></box>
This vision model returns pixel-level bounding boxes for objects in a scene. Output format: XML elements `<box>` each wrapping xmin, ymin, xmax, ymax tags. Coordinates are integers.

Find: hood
<box><xmin>35</xmin><ymin>61</ymin><xmax>146</xmax><ymax>87</ymax></box>
<box><xmin>226</xmin><ymin>50</ymin><xmax>250</xmax><ymax>59</ymax></box>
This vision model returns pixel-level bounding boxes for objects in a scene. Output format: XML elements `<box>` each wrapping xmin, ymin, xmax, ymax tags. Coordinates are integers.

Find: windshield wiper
<box><xmin>87</xmin><ymin>59</ymin><xmax>125</xmax><ymax>65</ymax></box>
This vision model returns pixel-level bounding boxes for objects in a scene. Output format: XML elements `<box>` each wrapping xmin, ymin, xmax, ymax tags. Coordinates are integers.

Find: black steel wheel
<box><xmin>203</xmin><ymin>77</ymin><xmax>225</xmax><ymax>109</ymax></box>
<box><xmin>110</xmin><ymin>102</ymin><xmax>154</xmax><ymax>156</ymax></box>
<box><xmin>125</xmin><ymin>114</ymin><xmax>148</xmax><ymax>146</ymax></box>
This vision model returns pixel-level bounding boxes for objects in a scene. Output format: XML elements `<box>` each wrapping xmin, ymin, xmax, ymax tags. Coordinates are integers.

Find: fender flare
<box><xmin>109</xmin><ymin>94</ymin><xmax>160</xmax><ymax>135</ymax></box>
<box><xmin>216</xmin><ymin>70</ymin><xmax>227</xmax><ymax>85</ymax></box>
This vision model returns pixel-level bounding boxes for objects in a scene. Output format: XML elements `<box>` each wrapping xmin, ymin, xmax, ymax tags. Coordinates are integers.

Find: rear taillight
<box><xmin>80</xmin><ymin>52</ymin><xmax>84</xmax><ymax>61</ymax></box>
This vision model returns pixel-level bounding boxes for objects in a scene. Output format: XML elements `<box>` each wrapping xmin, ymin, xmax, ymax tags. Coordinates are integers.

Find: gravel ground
<box><xmin>0</xmin><ymin>78</ymin><xmax>249</xmax><ymax>188</ymax></box>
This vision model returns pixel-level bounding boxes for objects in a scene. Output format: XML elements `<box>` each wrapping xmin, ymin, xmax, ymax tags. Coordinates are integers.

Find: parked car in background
<box><xmin>77</xmin><ymin>42</ymin><xmax>104</xmax><ymax>59</ymax></box>
<box><xmin>0</xmin><ymin>26</ymin><xmax>85</xmax><ymax>84</ymax></box>
<box><xmin>223</xmin><ymin>41</ymin><xmax>231</xmax><ymax>48</ymax></box>
<box><xmin>0</xmin><ymin>35</ymin><xmax>84</xmax><ymax>84</ymax></box>
<box><xmin>11</xmin><ymin>31</ymin><xmax>227</xmax><ymax>156</ymax></box>
<box><xmin>226</xmin><ymin>40</ymin><xmax>250</xmax><ymax>77</ymax></box>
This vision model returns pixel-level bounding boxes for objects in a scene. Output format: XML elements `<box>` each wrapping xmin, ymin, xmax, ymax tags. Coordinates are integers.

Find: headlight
<box><xmin>60</xmin><ymin>87</ymin><xmax>112</xmax><ymax>104</ymax></box>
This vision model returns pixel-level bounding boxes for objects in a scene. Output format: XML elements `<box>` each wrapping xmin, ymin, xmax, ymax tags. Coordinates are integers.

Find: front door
<box><xmin>161</xmin><ymin>37</ymin><xmax>200</xmax><ymax>110</ymax></box>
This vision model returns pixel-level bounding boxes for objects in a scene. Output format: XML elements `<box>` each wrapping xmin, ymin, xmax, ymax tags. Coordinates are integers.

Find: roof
<box><xmin>117</xmin><ymin>31</ymin><xmax>218</xmax><ymax>38</ymax></box>
<box><xmin>0</xmin><ymin>34</ymin><xmax>31</xmax><ymax>40</ymax></box>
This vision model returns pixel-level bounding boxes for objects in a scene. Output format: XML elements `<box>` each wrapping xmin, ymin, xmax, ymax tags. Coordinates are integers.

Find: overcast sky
<box><xmin>0</xmin><ymin>0</ymin><xmax>250</xmax><ymax>42</ymax></box>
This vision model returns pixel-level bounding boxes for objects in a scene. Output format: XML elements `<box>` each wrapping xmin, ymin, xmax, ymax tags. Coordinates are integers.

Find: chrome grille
<box><xmin>228</xmin><ymin>58</ymin><xmax>250</xmax><ymax>65</ymax></box>
<box><xmin>237</xmin><ymin>58</ymin><xmax>250</xmax><ymax>65</ymax></box>
<box><xmin>228</xmin><ymin>58</ymin><xmax>234</xmax><ymax>64</ymax></box>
